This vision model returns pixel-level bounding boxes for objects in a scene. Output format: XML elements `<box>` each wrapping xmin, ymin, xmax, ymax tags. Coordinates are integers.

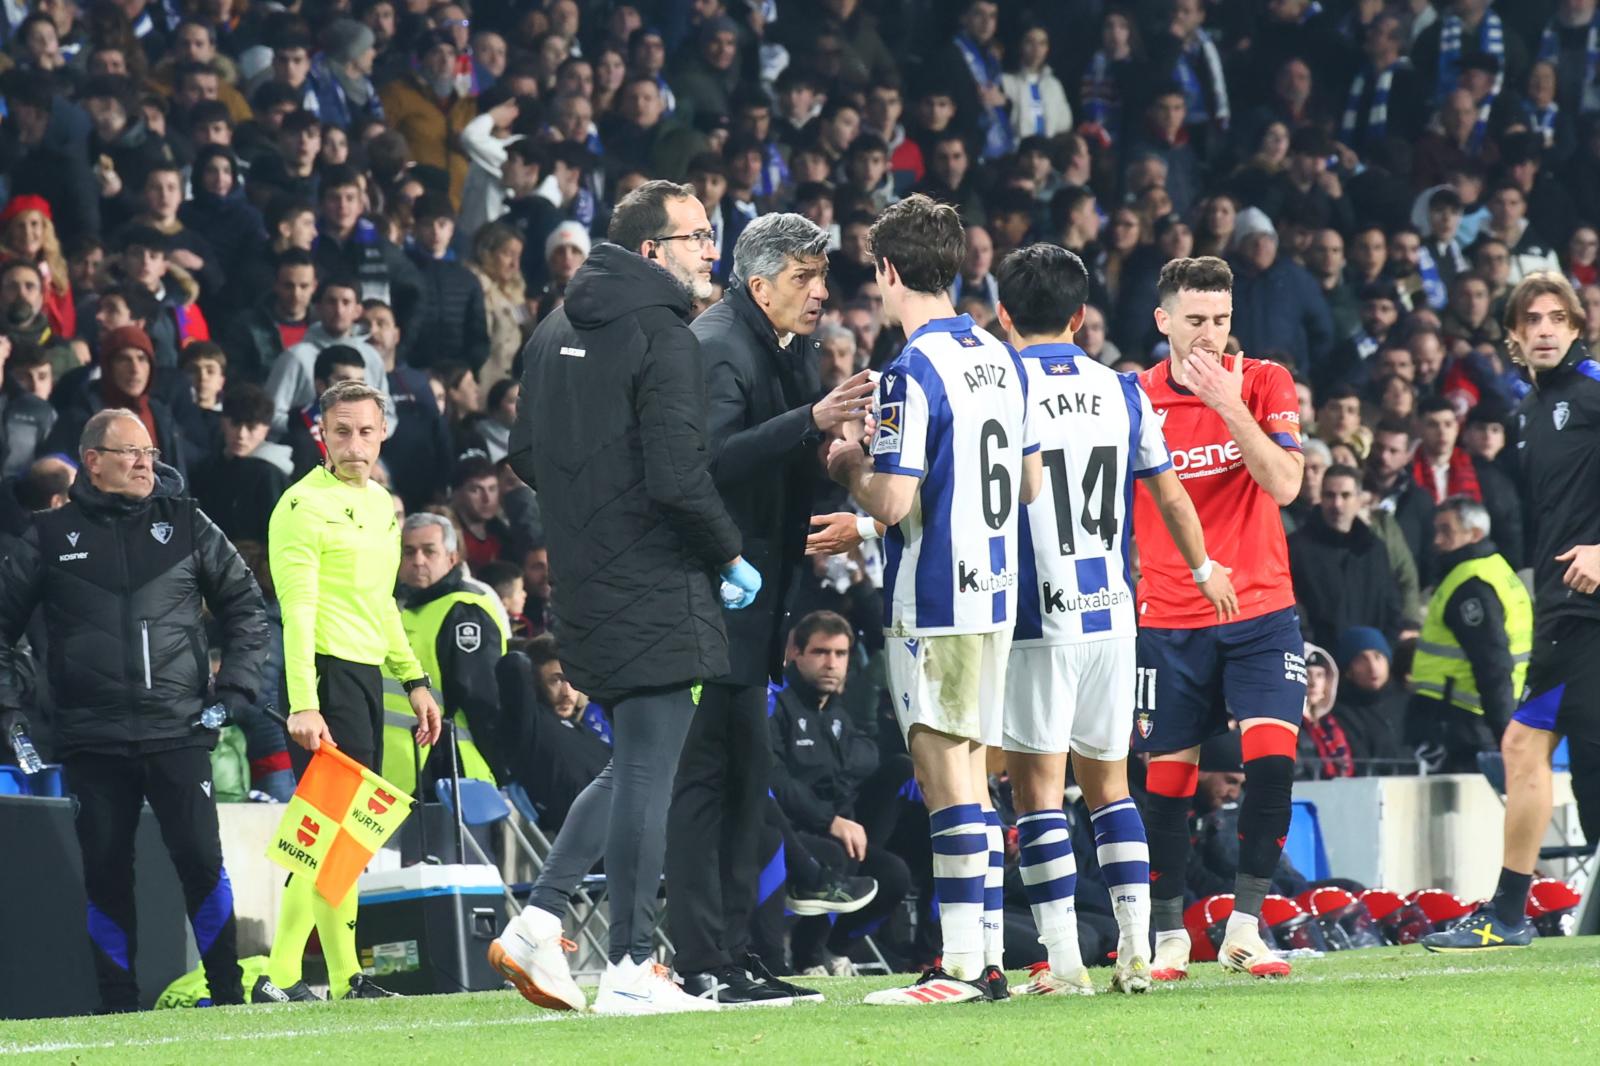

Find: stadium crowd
<box><xmin>1</xmin><ymin>0</ymin><xmax>1598</xmax><ymax>1006</ymax></box>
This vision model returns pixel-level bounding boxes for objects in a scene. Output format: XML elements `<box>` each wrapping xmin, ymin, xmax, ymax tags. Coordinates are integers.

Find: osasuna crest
<box><xmin>1555</xmin><ymin>402</ymin><xmax>1571</xmax><ymax>431</ymax></box>
<box><xmin>150</xmin><ymin>522</ymin><xmax>173</xmax><ymax>544</ymax></box>
<box><xmin>1136</xmin><ymin>712</ymin><xmax>1154</xmax><ymax>739</ymax></box>
<box><xmin>454</xmin><ymin>621</ymin><xmax>482</xmax><ymax>653</ymax></box>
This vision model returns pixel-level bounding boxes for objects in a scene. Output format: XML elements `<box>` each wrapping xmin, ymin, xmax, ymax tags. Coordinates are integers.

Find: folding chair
<box><xmin>432</xmin><ymin>779</ymin><xmax>526</xmax><ymax>920</ymax></box>
<box><xmin>1476</xmin><ymin>751</ymin><xmax>1596</xmax><ymax>882</ymax></box>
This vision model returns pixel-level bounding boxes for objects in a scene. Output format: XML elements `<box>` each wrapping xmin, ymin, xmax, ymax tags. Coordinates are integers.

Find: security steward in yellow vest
<box><xmin>383</xmin><ymin>513</ymin><xmax>508</xmax><ymax>796</ymax></box>
<box><xmin>1409</xmin><ymin>498</ymin><xmax>1532</xmax><ymax>772</ymax></box>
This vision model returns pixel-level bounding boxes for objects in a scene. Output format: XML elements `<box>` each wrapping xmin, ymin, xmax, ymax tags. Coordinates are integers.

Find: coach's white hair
<box><xmin>732</xmin><ymin>212</ymin><xmax>829</xmax><ymax>286</ymax></box>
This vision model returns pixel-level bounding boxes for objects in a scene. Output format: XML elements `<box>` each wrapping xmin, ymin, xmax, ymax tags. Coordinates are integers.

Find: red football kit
<box><xmin>1133</xmin><ymin>356</ymin><xmax>1301</xmax><ymax>629</ymax></box>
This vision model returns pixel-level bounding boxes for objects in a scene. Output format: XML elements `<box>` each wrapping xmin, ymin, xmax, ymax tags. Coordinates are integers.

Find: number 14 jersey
<box><xmin>870</xmin><ymin>314</ymin><xmax>1035</xmax><ymax>637</ymax></box>
<box><xmin>1012</xmin><ymin>343</ymin><xmax>1171</xmax><ymax>647</ymax></box>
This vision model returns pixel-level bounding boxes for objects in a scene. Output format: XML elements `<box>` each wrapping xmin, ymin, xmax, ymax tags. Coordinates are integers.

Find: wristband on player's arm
<box><xmin>1191</xmin><ymin>559</ymin><xmax>1215</xmax><ymax>584</ymax></box>
<box><xmin>856</xmin><ymin>516</ymin><xmax>880</xmax><ymax>541</ymax></box>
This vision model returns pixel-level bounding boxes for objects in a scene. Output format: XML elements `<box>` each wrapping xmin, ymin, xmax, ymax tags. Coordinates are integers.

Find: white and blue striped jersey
<box><xmin>1011</xmin><ymin>343</ymin><xmax>1170</xmax><ymax>647</ymax></box>
<box><xmin>870</xmin><ymin>314</ymin><xmax>1036</xmax><ymax>636</ymax></box>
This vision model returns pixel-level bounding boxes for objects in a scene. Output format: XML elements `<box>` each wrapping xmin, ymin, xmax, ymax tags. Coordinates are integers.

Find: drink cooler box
<box><xmin>355</xmin><ymin>864</ymin><xmax>508</xmax><ymax>994</ymax></box>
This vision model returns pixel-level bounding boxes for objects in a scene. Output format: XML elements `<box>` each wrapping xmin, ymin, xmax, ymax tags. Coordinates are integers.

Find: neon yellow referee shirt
<box><xmin>268</xmin><ymin>466</ymin><xmax>423</xmax><ymax>712</ymax></box>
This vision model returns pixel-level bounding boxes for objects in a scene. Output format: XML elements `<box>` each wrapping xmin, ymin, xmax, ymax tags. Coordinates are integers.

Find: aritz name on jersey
<box><xmin>959</xmin><ymin>561</ymin><xmax>1017</xmax><ymax>593</ymax></box>
<box><xmin>1171</xmin><ymin>438</ymin><xmax>1244</xmax><ymax>479</ymax></box>
<box><xmin>962</xmin><ymin>363</ymin><xmax>1010</xmax><ymax>392</ymax></box>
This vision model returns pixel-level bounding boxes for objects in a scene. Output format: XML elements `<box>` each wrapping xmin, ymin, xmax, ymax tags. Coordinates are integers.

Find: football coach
<box><xmin>0</xmin><ymin>408</ymin><xmax>270</xmax><ymax>1012</ymax></box>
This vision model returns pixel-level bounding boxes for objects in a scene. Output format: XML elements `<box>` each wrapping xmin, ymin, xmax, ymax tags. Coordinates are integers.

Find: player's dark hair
<box><xmin>313</xmin><ymin>344</ymin><xmax>366</xmax><ymax>382</ymax></box>
<box><xmin>867</xmin><ymin>193</ymin><xmax>965</xmax><ymax>295</ymax></box>
<box><xmin>791</xmin><ymin>610</ymin><xmax>854</xmax><ymax>654</ymax></box>
<box><xmin>1157</xmin><ymin>256</ymin><xmax>1233</xmax><ymax>307</ymax></box>
<box><xmin>996</xmin><ymin>243</ymin><xmax>1089</xmax><ymax>338</ymax></box>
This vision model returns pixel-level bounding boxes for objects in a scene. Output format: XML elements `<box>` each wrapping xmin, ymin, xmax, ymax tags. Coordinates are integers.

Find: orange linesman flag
<box><xmin>265</xmin><ymin>744</ymin><xmax>414</xmax><ymax>905</ymax></box>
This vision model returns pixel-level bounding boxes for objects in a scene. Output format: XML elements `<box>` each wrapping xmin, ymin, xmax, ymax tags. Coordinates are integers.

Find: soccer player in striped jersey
<box><xmin>826</xmin><ymin>195</ymin><xmax>1041</xmax><ymax>1006</ymax></box>
<box><xmin>1132</xmin><ymin>257</ymin><xmax>1307</xmax><ymax>980</ymax></box>
<box><xmin>992</xmin><ymin>244</ymin><xmax>1238</xmax><ymax>997</ymax></box>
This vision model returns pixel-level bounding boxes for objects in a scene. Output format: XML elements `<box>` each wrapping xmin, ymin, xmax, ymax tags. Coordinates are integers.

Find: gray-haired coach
<box><xmin>665</xmin><ymin>213</ymin><xmax>877</xmax><ymax>1004</ymax></box>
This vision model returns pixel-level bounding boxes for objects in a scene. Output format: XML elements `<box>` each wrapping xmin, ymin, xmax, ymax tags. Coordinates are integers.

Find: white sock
<box><xmin>930</xmin><ymin>804</ymin><xmax>988</xmax><ymax>981</ymax></box>
<box><xmin>982</xmin><ymin>814</ymin><xmax>1005</xmax><ymax>969</ymax></box>
<box><xmin>1224</xmin><ymin>912</ymin><xmax>1260</xmax><ymax>941</ymax></box>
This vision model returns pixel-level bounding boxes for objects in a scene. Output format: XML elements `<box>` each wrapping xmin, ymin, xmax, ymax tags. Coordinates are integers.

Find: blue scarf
<box><xmin>757</xmin><ymin>142</ymin><xmax>790</xmax><ymax>199</ymax></box>
<box><xmin>1022</xmin><ymin>73</ymin><xmax>1047</xmax><ymax>136</ymax></box>
<box><xmin>1437</xmin><ymin>12</ymin><xmax>1504</xmax><ymax>150</ymax></box>
<box><xmin>1082</xmin><ymin>51</ymin><xmax>1115</xmax><ymax>130</ymax></box>
<box><xmin>954</xmin><ymin>33</ymin><xmax>1013</xmax><ymax>160</ymax></box>
<box><xmin>1418</xmin><ymin>245</ymin><xmax>1447</xmax><ymax>311</ymax></box>
<box><xmin>1341</xmin><ymin>61</ymin><xmax>1399</xmax><ymax>146</ymax></box>
<box><xmin>1524</xmin><ymin>99</ymin><xmax>1560</xmax><ymax>147</ymax></box>
<box><xmin>1538</xmin><ymin>14</ymin><xmax>1600</xmax><ymax>112</ymax></box>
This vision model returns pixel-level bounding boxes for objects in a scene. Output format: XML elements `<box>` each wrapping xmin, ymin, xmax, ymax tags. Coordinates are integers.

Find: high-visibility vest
<box><xmin>1411</xmin><ymin>553</ymin><xmax>1532</xmax><ymax>716</ymax></box>
<box><xmin>380</xmin><ymin>587</ymin><xmax>507</xmax><ymax>795</ymax></box>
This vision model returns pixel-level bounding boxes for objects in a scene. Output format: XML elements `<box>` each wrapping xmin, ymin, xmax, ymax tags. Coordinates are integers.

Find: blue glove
<box><xmin>720</xmin><ymin>558</ymin><xmax>762</xmax><ymax>610</ymax></box>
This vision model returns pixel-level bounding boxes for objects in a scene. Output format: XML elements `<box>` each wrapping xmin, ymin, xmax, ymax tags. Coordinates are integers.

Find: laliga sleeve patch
<box><xmin>1460</xmin><ymin>597</ymin><xmax>1485</xmax><ymax>627</ymax></box>
<box><xmin>872</xmin><ymin>401</ymin><xmax>903</xmax><ymax>455</ymax></box>
<box><xmin>454</xmin><ymin>621</ymin><xmax>482</xmax><ymax>653</ymax></box>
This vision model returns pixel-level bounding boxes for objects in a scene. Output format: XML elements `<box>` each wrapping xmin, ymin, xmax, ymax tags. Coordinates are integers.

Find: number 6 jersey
<box><xmin>870</xmin><ymin>314</ymin><xmax>1034</xmax><ymax>636</ymax></box>
<box><xmin>1008</xmin><ymin>343</ymin><xmax>1170</xmax><ymax>647</ymax></box>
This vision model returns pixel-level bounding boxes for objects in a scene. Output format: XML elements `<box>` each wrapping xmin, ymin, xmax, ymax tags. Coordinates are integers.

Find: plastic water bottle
<box><xmin>198</xmin><ymin>703</ymin><xmax>228</xmax><ymax>730</ymax></box>
<box><xmin>8</xmin><ymin>725</ymin><xmax>43</xmax><ymax>775</ymax></box>
<box><xmin>720</xmin><ymin>579</ymin><xmax>744</xmax><ymax>607</ymax></box>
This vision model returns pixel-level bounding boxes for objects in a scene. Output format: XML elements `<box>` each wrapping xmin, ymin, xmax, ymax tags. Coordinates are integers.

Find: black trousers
<box><xmin>665</xmin><ymin>680</ymin><xmax>771</xmax><ymax>974</ymax></box>
<box><xmin>790</xmin><ymin>834</ymin><xmax>912</xmax><ymax>968</ymax></box>
<box><xmin>284</xmin><ymin>654</ymin><xmax>384</xmax><ymax>777</ymax></box>
<box><xmin>66</xmin><ymin>746</ymin><xmax>242</xmax><ymax>1010</ymax></box>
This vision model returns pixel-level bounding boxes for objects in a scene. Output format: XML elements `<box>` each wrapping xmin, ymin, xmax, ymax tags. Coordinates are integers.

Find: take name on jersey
<box><xmin>870</xmin><ymin>314</ymin><xmax>1036</xmax><ymax>636</ymax></box>
<box><xmin>1133</xmin><ymin>356</ymin><xmax>1300</xmax><ymax>629</ymax></box>
<box><xmin>1012</xmin><ymin>343</ymin><xmax>1171</xmax><ymax>646</ymax></box>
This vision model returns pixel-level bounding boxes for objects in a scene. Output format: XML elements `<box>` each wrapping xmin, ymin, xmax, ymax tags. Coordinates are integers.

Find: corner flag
<box><xmin>265</xmin><ymin>744</ymin><xmax>414</xmax><ymax>905</ymax></box>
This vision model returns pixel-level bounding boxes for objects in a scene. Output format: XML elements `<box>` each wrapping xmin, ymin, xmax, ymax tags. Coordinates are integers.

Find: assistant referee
<box><xmin>262</xmin><ymin>379</ymin><xmax>442</xmax><ymax>1001</ymax></box>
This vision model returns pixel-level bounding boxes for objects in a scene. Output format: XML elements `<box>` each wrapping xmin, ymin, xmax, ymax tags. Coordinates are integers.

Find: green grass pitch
<box><xmin>4</xmin><ymin>938</ymin><xmax>1598</xmax><ymax>1064</ymax></box>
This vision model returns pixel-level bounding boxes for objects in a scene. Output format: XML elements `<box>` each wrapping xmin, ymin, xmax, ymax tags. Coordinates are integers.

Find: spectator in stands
<box><xmin>405</xmin><ymin>193</ymin><xmax>490</xmax><ymax>375</ymax></box>
<box><xmin>1441</xmin><ymin>272</ymin><xmax>1504</xmax><ymax>348</ymax></box>
<box><xmin>1290</xmin><ymin>464</ymin><xmax>1406</xmax><ymax>648</ymax></box>
<box><xmin>47</xmin><ymin>326</ymin><xmax>188</xmax><ymax>476</ymax></box>
<box><xmin>0</xmin><ymin>196</ymin><xmax>77</xmax><ymax>341</ymax></box>
<box><xmin>312</xmin><ymin>166</ymin><xmax>421</xmax><ymax>339</ymax></box>
<box><xmin>1324</xmin><ymin>281</ymin><xmax>1403</xmax><ymax>392</ymax></box>
<box><xmin>603</xmin><ymin>75</ymin><xmax>705</xmax><ymax>182</ymax></box>
<box><xmin>1412</xmin><ymin>395</ymin><xmax>1483</xmax><ymax>504</ymax></box>
<box><xmin>1228</xmin><ymin>207</ymin><xmax>1334</xmax><ymax>377</ymax></box>
<box><xmin>1461</xmin><ymin>403</ymin><xmax>1524</xmax><ymax>568</ymax></box>
<box><xmin>285</xmin><ymin>346</ymin><xmax>368</xmax><ymax>478</ymax></box>
<box><xmin>378</xmin><ymin>32</ymin><xmax>478</xmax><ymax>202</ymax></box>
<box><xmin>222</xmin><ymin>250</ymin><xmax>317</xmax><ymax>385</ymax></box>
<box><xmin>120</xmin><ymin>162</ymin><xmax>224</xmax><ymax>301</ymax></box>
<box><xmin>1329</xmin><ymin>626</ymin><xmax>1409</xmax><ymax>774</ymax></box>
<box><xmin>450</xmin><ymin>454</ymin><xmax>519</xmax><ymax>574</ymax></box>
<box><xmin>1482</xmin><ymin>181</ymin><xmax>1561</xmax><ymax>283</ymax></box>
<box><xmin>264</xmin><ymin>276</ymin><xmax>390</xmax><ymax>436</ymax></box>
<box><xmin>81</xmin><ymin>75</ymin><xmax>174</xmax><ymax>233</ymax></box>
<box><xmin>1299</xmin><ymin>644</ymin><xmax>1353</xmax><ymax>779</ymax></box>
<box><xmin>105</xmin><ymin>226</ymin><xmax>210</xmax><ymax>368</ymax></box>
<box><xmin>0</xmin><ymin>337</ymin><xmax>57</xmax><ymax>478</ymax></box>
<box><xmin>190</xmin><ymin>384</ymin><xmax>289</xmax><ymax>543</ymax></box>
<box><xmin>1409</xmin><ymin>496</ymin><xmax>1531</xmax><ymax>773</ymax></box>
<box><xmin>1365</xmin><ymin>417</ymin><xmax>1436</xmax><ymax>572</ymax></box>
<box><xmin>179</xmin><ymin>146</ymin><xmax>267</xmax><ymax>289</ymax></box>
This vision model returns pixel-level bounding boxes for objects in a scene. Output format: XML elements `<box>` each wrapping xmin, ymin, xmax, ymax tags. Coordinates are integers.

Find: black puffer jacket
<box><xmin>508</xmin><ymin>243</ymin><xmax>741</xmax><ymax>704</ymax></box>
<box><xmin>0</xmin><ymin>465</ymin><xmax>270</xmax><ymax>755</ymax></box>
<box><xmin>404</xmin><ymin>251</ymin><xmax>490</xmax><ymax>373</ymax></box>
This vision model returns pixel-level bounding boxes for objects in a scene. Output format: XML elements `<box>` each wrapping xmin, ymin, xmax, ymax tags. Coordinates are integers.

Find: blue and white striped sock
<box><xmin>1091</xmin><ymin>797</ymin><xmax>1151</xmax><ymax>955</ymax></box>
<box><xmin>1016</xmin><ymin>809</ymin><xmax>1081</xmax><ymax>976</ymax></box>
<box><xmin>930</xmin><ymin>803</ymin><xmax>987</xmax><ymax>981</ymax></box>
<box><xmin>982</xmin><ymin>808</ymin><xmax>1005</xmax><ymax>969</ymax></box>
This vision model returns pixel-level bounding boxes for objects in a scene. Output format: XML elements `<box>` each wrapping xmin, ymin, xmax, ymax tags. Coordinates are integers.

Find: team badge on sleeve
<box><xmin>455</xmin><ymin>621</ymin><xmax>482</xmax><ymax>653</ymax></box>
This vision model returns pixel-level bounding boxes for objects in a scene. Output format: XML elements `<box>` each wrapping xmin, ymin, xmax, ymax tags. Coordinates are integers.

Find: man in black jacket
<box><xmin>666</xmin><ymin>212</ymin><xmax>875</xmax><ymax>1005</ymax></box>
<box><xmin>404</xmin><ymin>193</ymin><xmax>490</xmax><ymax>374</ymax></box>
<box><xmin>1289</xmin><ymin>464</ymin><xmax>1405</xmax><ymax>650</ymax></box>
<box><xmin>0</xmin><ymin>408</ymin><xmax>270</xmax><ymax>1012</ymax></box>
<box><xmin>493</xmin><ymin>180</ymin><xmax>758</xmax><ymax>1016</ymax></box>
<box><xmin>769</xmin><ymin>611</ymin><xmax>910</xmax><ymax>973</ymax></box>
<box><xmin>1426</xmin><ymin>273</ymin><xmax>1600</xmax><ymax>951</ymax></box>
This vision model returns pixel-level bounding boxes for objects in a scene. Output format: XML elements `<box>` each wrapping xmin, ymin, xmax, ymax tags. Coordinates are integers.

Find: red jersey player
<box><xmin>1131</xmin><ymin>257</ymin><xmax>1307</xmax><ymax>981</ymax></box>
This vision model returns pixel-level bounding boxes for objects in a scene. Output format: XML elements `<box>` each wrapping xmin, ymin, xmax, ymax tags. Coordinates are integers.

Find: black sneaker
<box><xmin>679</xmin><ymin>966</ymin><xmax>793</xmax><ymax>1007</ymax></box>
<box><xmin>982</xmin><ymin>965</ymin><xmax>1010</xmax><ymax>1001</ymax></box>
<box><xmin>1420</xmin><ymin>907</ymin><xmax>1535</xmax><ymax>953</ymax></box>
<box><xmin>252</xmin><ymin>976</ymin><xmax>322</xmax><ymax>1003</ymax></box>
<box><xmin>741</xmin><ymin>953</ymin><xmax>825</xmax><ymax>1003</ymax></box>
<box><xmin>786</xmin><ymin>874</ymin><xmax>879</xmax><ymax>916</ymax></box>
<box><xmin>343</xmin><ymin>975</ymin><xmax>401</xmax><ymax>999</ymax></box>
